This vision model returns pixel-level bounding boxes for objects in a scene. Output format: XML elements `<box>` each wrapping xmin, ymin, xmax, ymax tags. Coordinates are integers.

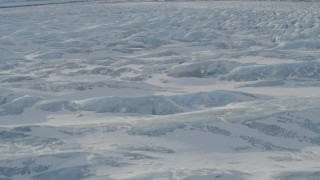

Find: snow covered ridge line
<box><xmin>1</xmin><ymin>0</ymin><xmax>319</xmax><ymax>8</ymax></box>
<box><xmin>0</xmin><ymin>0</ymin><xmax>89</xmax><ymax>9</ymax></box>
<box><xmin>76</xmin><ymin>90</ymin><xmax>266</xmax><ymax>115</ymax></box>
<box><xmin>167</xmin><ymin>60</ymin><xmax>320</xmax><ymax>85</ymax></box>
<box><xmin>0</xmin><ymin>90</ymin><xmax>266</xmax><ymax>116</ymax></box>
<box><xmin>128</xmin><ymin>96</ymin><xmax>320</xmax><ymax>136</ymax></box>
<box><xmin>0</xmin><ymin>0</ymin><xmax>151</xmax><ymax>9</ymax></box>
<box><xmin>220</xmin><ymin>61</ymin><xmax>320</xmax><ymax>82</ymax></box>
<box><xmin>0</xmin><ymin>0</ymin><xmax>222</xmax><ymax>9</ymax></box>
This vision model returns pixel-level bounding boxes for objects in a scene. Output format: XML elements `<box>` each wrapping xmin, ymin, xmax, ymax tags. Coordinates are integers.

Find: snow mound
<box><xmin>0</xmin><ymin>96</ymin><xmax>43</xmax><ymax>116</ymax></box>
<box><xmin>0</xmin><ymin>91</ymin><xmax>264</xmax><ymax>116</ymax></box>
<box><xmin>77</xmin><ymin>90</ymin><xmax>264</xmax><ymax>115</ymax></box>
<box><xmin>0</xmin><ymin>89</ymin><xmax>21</xmax><ymax>106</ymax></box>
<box><xmin>221</xmin><ymin>61</ymin><xmax>320</xmax><ymax>82</ymax></box>
<box><xmin>167</xmin><ymin>60</ymin><xmax>242</xmax><ymax>78</ymax></box>
<box><xmin>77</xmin><ymin>96</ymin><xmax>182</xmax><ymax>115</ymax></box>
<box><xmin>34</xmin><ymin>100</ymin><xmax>77</xmax><ymax>112</ymax></box>
<box><xmin>279</xmin><ymin>40</ymin><xmax>320</xmax><ymax>49</ymax></box>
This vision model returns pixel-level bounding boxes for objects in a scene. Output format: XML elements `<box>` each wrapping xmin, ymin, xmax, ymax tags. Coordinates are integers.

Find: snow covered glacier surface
<box><xmin>1</xmin><ymin>1</ymin><xmax>320</xmax><ymax>180</ymax></box>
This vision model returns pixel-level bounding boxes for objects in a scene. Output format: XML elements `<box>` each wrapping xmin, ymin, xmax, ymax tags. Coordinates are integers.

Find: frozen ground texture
<box><xmin>1</xmin><ymin>1</ymin><xmax>320</xmax><ymax>179</ymax></box>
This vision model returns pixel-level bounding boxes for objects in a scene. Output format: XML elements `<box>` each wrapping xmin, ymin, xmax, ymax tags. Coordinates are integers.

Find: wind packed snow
<box><xmin>1</xmin><ymin>1</ymin><xmax>320</xmax><ymax>180</ymax></box>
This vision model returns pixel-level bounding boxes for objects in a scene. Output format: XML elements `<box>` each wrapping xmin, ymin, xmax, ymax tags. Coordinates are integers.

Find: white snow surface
<box><xmin>1</xmin><ymin>1</ymin><xmax>320</xmax><ymax>180</ymax></box>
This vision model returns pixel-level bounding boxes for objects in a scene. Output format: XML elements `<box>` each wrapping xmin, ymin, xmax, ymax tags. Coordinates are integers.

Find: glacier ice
<box><xmin>1</xmin><ymin>1</ymin><xmax>320</xmax><ymax>179</ymax></box>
